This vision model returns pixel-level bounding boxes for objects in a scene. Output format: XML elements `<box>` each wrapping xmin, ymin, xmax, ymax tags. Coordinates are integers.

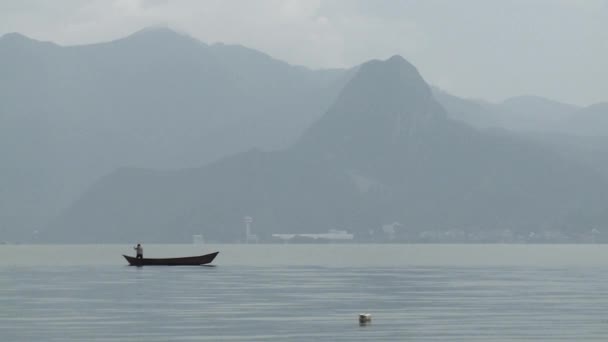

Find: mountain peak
<box><xmin>0</xmin><ymin>32</ymin><xmax>57</xmax><ymax>50</ymax></box>
<box><xmin>361</xmin><ymin>55</ymin><xmax>419</xmax><ymax>74</ymax></box>
<box><xmin>1</xmin><ymin>32</ymin><xmax>30</xmax><ymax>41</ymax></box>
<box><xmin>351</xmin><ymin>55</ymin><xmax>435</xmax><ymax>101</ymax></box>
<box><xmin>120</xmin><ymin>26</ymin><xmax>202</xmax><ymax>46</ymax></box>
<box><xmin>0</xmin><ymin>32</ymin><xmax>44</xmax><ymax>44</ymax></box>
<box><xmin>385</xmin><ymin>54</ymin><xmax>415</xmax><ymax>68</ymax></box>
<box><xmin>129</xmin><ymin>25</ymin><xmax>179</xmax><ymax>36</ymax></box>
<box><xmin>296</xmin><ymin>55</ymin><xmax>447</xmax><ymax>157</ymax></box>
<box><xmin>327</xmin><ymin>55</ymin><xmax>445</xmax><ymax>121</ymax></box>
<box><xmin>387</xmin><ymin>54</ymin><xmax>406</xmax><ymax>62</ymax></box>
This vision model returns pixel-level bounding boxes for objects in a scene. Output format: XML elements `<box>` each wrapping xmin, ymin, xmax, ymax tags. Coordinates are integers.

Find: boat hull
<box><xmin>123</xmin><ymin>251</ymin><xmax>219</xmax><ymax>266</ymax></box>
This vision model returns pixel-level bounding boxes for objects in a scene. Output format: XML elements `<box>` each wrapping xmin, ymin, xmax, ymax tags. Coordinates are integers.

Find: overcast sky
<box><xmin>1</xmin><ymin>0</ymin><xmax>606</xmax><ymax>106</ymax></box>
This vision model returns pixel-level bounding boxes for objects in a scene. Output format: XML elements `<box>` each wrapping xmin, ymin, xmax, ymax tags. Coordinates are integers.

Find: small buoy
<box><xmin>359</xmin><ymin>313</ymin><xmax>372</xmax><ymax>324</ymax></box>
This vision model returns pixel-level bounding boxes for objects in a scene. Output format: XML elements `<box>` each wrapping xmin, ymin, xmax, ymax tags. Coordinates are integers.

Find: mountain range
<box><xmin>1</xmin><ymin>28</ymin><xmax>607</xmax><ymax>243</ymax></box>
<box><xmin>42</xmin><ymin>55</ymin><xmax>608</xmax><ymax>243</ymax></box>
<box><xmin>0</xmin><ymin>28</ymin><xmax>351</xmax><ymax>240</ymax></box>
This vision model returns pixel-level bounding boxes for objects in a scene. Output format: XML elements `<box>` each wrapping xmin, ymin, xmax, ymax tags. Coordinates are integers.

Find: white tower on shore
<box><xmin>244</xmin><ymin>216</ymin><xmax>257</xmax><ymax>243</ymax></box>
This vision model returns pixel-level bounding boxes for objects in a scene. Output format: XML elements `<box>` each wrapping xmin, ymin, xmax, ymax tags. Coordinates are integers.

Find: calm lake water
<box><xmin>1</xmin><ymin>244</ymin><xmax>608</xmax><ymax>341</ymax></box>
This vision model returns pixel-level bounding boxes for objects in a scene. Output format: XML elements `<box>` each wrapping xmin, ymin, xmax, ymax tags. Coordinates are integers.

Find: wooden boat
<box><xmin>123</xmin><ymin>251</ymin><xmax>219</xmax><ymax>266</ymax></box>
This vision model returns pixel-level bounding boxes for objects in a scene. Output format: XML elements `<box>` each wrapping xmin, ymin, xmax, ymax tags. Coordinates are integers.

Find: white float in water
<box><xmin>359</xmin><ymin>313</ymin><xmax>372</xmax><ymax>324</ymax></box>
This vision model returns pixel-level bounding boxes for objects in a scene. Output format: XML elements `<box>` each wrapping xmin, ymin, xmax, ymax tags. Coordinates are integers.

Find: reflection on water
<box><xmin>1</xmin><ymin>245</ymin><xmax>608</xmax><ymax>341</ymax></box>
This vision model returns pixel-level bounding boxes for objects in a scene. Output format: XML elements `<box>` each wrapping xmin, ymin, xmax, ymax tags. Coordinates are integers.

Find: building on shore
<box><xmin>272</xmin><ymin>229</ymin><xmax>354</xmax><ymax>243</ymax></box>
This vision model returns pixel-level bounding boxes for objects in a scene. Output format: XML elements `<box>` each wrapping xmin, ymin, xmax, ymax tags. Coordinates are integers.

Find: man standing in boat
<box><xmin>134</xmin><ymin>243</ymin><xmax>143</xmax><ymax>259</ymax></box>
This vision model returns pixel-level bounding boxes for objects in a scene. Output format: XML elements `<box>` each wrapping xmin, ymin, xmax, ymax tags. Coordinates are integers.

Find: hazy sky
<box><xmin>1</xmin><ymin>0</ymin><xmax>606</xmax><ymax>106</ymax></box>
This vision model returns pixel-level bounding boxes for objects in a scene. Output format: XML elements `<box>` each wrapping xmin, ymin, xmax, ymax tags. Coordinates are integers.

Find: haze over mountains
<box><xmin>1</xmin><ymin>28</ymin><xmax>607</xmax><ymax>243</ymax></box>
<box><xmin>0</xmin><ymin>28</ymin><xmax>351</xmax><ymax>240</ymax></box>
<box><xmin>434</xmin><ymin>89</ymin><xmax>608</xmax><ymax>136</ymax></box>
<box><xmin>433</xmin><ymin>89</ymin><xmax>608</xmax><ymax>183</ymax></box>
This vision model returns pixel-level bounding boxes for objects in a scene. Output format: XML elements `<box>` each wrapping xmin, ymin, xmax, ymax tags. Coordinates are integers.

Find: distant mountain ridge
<box><xmin>434</xmin><ymin>88</ymin><xmax>608</xmax><ymax>137</ymax></box>
<box><xmin>434</xmin><ymin>89</ymin><xmax>608</xmax><ymax>180</ymax></box>
<box><xmin>44</xmin><ymin>55</ymin><xmax>608</xmax><ymax>243</ymax></box>
<box><xmin>3</xmin><ymin>28</ymin><xmax>607</xmax><ymax>243</ymax></box>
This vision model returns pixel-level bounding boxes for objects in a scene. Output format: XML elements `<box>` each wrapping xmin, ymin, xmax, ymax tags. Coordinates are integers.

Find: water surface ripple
<box><xmin>1</xmin><ymin>245</ymin><xmax>608</xmax><ymax>341</ymax></box>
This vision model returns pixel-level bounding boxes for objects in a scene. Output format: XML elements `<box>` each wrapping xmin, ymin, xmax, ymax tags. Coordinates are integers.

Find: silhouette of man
<box><xmin>134</xmin><ymin>243</ymin><xmax>143</xmax><ymax>259</ymax></box>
